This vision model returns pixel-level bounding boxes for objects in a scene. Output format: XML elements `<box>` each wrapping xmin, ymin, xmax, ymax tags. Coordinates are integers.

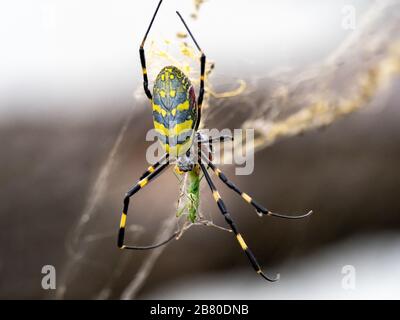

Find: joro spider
<box><xmin>117</xmin><ymin>0</ymin><xmax>313</xmax><ymax>282</ymax></box>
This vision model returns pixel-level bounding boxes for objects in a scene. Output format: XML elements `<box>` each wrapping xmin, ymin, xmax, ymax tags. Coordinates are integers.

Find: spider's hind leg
<box><xmin>200</xmin><ymin>152</ymin><xmax>313</xmax><ymax>220</ymax></box>
<box><xmin>199</xmin><ymin>161</ymin><xmax>279</xmax><ymax>282</ymax></box>
<box><xmin>118</xmin><ymin>154</ymin><xmax>179</xmax><ymax>251</ymax></box>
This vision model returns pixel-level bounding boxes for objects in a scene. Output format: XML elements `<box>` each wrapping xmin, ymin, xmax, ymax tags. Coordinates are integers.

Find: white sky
<box><xmin>0</xmin><ymin>0</ymin><xmax>371</xmax><ymax>117</ymax></box>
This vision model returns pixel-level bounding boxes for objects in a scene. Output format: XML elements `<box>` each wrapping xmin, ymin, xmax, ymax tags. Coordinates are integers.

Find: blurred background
<box><xmin>1</xmin><ymin>0</ymin><xmax>400</xmax><ymax>299</ymax></box>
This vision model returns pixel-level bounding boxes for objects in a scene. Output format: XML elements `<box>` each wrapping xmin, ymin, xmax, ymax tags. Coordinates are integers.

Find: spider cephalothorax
<box><xmin>117</xmin><ymin>0</ymin><xmax>312</xmax><ymax>282</ymax></box>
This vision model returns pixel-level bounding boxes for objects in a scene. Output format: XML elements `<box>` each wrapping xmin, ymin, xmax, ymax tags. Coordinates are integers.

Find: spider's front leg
<box><xmin>138</xmin><ymin>0</ymin><xmax>164</xmax><ymax>100</ymax></box>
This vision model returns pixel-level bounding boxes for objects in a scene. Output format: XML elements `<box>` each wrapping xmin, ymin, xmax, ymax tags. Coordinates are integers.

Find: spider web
<box><xmin>56</xmin><ymin>0</ymin><xmax>400</xmax><ymax>299</ymax></box>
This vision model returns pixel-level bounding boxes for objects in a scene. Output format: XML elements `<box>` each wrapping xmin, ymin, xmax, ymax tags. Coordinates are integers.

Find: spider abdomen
<box><xmin>152</xmin><ymin>66</ymin><xmax>198</xmax><ymax>156</ymax></box>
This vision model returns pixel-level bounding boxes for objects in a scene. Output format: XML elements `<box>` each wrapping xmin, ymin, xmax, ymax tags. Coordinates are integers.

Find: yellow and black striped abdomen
<box><xmin>152</xmin><ymin>66</ymin><xmax>197</xmax><ymax>156</ymax></box>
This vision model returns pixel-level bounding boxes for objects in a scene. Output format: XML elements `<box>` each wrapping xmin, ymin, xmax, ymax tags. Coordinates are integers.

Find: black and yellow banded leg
<box><xmin>139</xmin><ymin>153</ymin><xmax>169</xmax><ymax>181</ymax></box>
<box><xmin>197</xmin><ymin>134</ymin><xmax>233</xmax><ymax>144</ymax></box>
<box><xmin>139</xmin><ymin>47</ymin><xmax>152</xmax><ymax>100</ymax></box>
<box><xmin>208</xmin><ymin>135</ymin><xmax>233</xmax><ymax>143</ymax></box>
<box><xmin>118</xmin><ymin>160</ymin><xmax>177</xmax><ymax>250</ymax></box>
<box><xmin>196</xmin><ymin>52</ymin><xmax>206</xmax><ymax>130</ymax></box>
<box><xmin>139</xmin><ymin>0</ymin><xmax>164</xmax><ymax>100</ymax></box>
<box><xmin>176</xmin><ymin>11</ymin><xmax>206</xmax><ymax>131</ymax></box>
<box><xmin>201</xmin><ymin>154</ymin><xmax>312</xmax><ymax>220</ymax></box>
<box><xmin>199</xmin><ymin>162</ymin><xmax>279</xmax><ymax>282</ymax></box>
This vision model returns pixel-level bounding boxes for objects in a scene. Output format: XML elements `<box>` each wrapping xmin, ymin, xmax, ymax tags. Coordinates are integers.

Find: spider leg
<box><xmin>118</xmin><ymin>157</ymin><xmax>178</xmax><ymax>250</ymax></box>
<box><xmin>196</xmin><ymin>132</ymin><xmax>233</xmax><ymax>144</ymax></box>
<box><xmin>139</xmin><ymin>0</ymin><xmax>164</xmax><ymax>100</ymax></box>
<box><xmin>139</xmin><ymin>153</ymin><xmax>169</xmax><ymax>181</ymax></box>
<box><xmin>176</xmin><ymin>11</ymin><xmax>206</xmax><ymax>131</ymax></box>
<box><xmin>199</xmin><ymin>162</ymin><xmax>279</xmax><ymax>282</ymax></box>
<box><xmin>200</xmin><ymin>152</ymin><xmax>313</xmax><ymax>220</ymax></box>
<box><xmin>208</xmin><ymin>135</ymin><xmax>234</xmax><ymax>143</ymax></box>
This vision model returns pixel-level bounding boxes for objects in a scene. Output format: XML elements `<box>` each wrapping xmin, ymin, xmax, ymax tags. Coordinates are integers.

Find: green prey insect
<box><xmin>117</xmin><ymin>0</ymin><xmax>313</xmax><ymax>282</ymax></box>
<box><xmin>176</xmin><ymin>169</ymin><xmax>201</xmax><ymax>223</ymax></box>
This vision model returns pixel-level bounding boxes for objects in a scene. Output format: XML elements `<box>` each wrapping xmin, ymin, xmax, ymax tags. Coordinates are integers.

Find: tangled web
<box><xmin>56</xmin><ymin>0</ymin><xmax>400</xmax><ymax>299</ymax></box>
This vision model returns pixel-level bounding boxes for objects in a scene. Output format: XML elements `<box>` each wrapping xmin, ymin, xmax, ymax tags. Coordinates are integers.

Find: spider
<box><xmin>117</xmin><ymin>0</ymin><xmax>313</xmax><ymax>282</ymax></box>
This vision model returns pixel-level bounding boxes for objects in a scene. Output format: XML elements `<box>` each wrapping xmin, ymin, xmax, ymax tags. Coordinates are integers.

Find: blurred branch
<box><xmin>240</xmin><ymin>0</ymin><xmax>400</xmax><ymax>151</ymax></box>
